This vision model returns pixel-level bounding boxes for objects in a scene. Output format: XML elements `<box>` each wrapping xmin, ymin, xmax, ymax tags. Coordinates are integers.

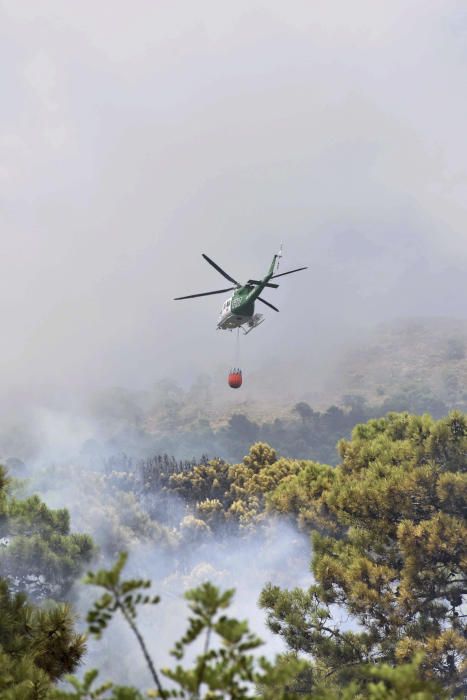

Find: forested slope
<box><xmin>0</xmin><ymin>411</ymin><xmax>465</xmax><ymax>698</ymax></box>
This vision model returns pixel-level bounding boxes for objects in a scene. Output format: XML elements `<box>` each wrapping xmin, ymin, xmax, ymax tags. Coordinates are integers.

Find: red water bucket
<box><xmin>228</xmin><ymin>369</ymin><xmax>242</xmax><ymax>389</ymax></box>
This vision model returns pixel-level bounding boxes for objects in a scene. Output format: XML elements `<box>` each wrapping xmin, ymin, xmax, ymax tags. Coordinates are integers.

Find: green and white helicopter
<box><xmin>174</xmin><ymin>247</ymin><xmax>307</xmax><ymax>334</ymax></box>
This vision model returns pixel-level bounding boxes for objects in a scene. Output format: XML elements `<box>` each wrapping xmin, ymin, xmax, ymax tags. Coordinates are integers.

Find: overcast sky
<box><xmin>1</xmin><ymin>0</ymin><xmax>467</xmax><ymax>398</ymax></box>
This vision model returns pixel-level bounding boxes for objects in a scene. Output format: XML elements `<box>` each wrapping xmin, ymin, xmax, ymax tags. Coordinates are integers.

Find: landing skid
<box><xmin>242</xmin><ymin>313</ymin><xmax>264</xmax><ymax>335</ymax></box>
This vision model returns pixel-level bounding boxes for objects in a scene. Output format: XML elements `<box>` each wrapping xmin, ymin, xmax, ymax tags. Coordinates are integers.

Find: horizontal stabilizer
<box><xmin>247</xmin><ymin>279</ymin><xmax>279</xmax><ymax>288</ymax></box>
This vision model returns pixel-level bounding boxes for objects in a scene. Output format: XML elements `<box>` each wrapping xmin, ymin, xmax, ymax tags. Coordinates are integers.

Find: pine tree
<box><xmin>262</xmin><ymin>412</ymin><xmax>467</xmax><ymax>695</ymax></box>
<box><xmin>58</xmin><ymin>553</ymin><xmax>448</xmax><ymax>700</ymax></box>
<box><xmin>0</xmin><ymin>465</ymin><xmax>95</xmax><ymax>601</ymax></box>
<box><xmin>0</xmin><ymin>577</ymin><xmax>86</xmax><ymax>698</ymax></box>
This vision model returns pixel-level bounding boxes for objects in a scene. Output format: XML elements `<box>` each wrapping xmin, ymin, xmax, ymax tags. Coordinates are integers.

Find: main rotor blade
<box><xmin>174</xmin><ymin>287</ymin><xmax>236</xmax><ymax>300</ymax></box>
<box><xmin>270</xmin><ymin>266</ymin><xmax>308</xmax><ymax>280</ymax></box>
<box><xmin>247</xmin><ymin>279</ymin><xmax>279</xmax><ymax>288</ymax></box>
<box><xmin>258</xmin><ymin>297</ymin><xmax>279</xmax><ymax>312</ymax></box>
<box><xmin>202</xmin><ymin>254</ymin><xmax>239</xmax><ymax>285</ymax></box>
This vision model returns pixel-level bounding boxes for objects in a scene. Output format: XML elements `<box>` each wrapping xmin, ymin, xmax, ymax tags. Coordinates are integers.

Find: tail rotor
<box><xmin>276</xmin><ymin>243</ymin><xmax>283</xmax><ymax>272</ymax></box>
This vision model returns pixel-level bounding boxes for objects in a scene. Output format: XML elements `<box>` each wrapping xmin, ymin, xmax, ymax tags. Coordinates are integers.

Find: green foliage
<box><xmin>309</xmin><ymin>656</ymin><xmax>448</xmax><ymax>699</ymax></box>
<box><xmin>2</xmin><ymin>546</ymin><xmax>450</xmax><ymax>700</ymax></box>
<box><xmin>50</xmin><ymin>668</ymin><xmax>144</xmax><ymax>700</ymax></box>
<box><xmin>267</xmin><ymin>460</ymin><xmax>337</xmax><ymax>534</ymax></box>
<box><xmin>75</xmin><ymin>554</ymin><xmax>447</xmax><ymax>700</ymax></box>
<box><xmin>85</xmin><ymin>552</ymin><xmax>161</xmax><ymax>637</ymax></box>
<box><xmin>1</xmin><ymin>406</ymin><xmax>464</xmax><ymax>699</ymax></box>
<box><xmin>262</xmin><ymin>412</ymin><xmax>467</xmax><ymax>694</ymax></box>
<box><xmin>32</xmin><ymin>462</ymin><xmax>177</xmax><ymax>561</ymax></box>
<box><xmin>0</xmin><ymin>465</ymin><xmax>95</xmax><ymax>601</ymax></box>
<box><xmin>80</xmin><ymin>553</ymin><xmax>306</xmax><ymax>699</ymax></box>
<box><xmin>361</xmin><ymin>657</ymin><xmax>449</xmax><ymax>700</ymax></box>
<box><xmin>84</xmin><ymin>552</ymin><xmax>165</xmax><ymax>696</ymax></box>
<box><xmin>166</xmin><ymin>459</ymin><xmax>232</xmax><ymax>507</ymax></box>
<box><xmin>0</xmin><ymin>576</ymin><xmax>86</xmax><ymax>699</ymax></box>
<box><xmin>168</xmin><ymin>443</ymin><xmax>306</xmax><ymax>532</ymax></box>
<box><xmin>162</xmin><ymin>580</ymin><xmax>308</xmax><ymax>699</ymax></box>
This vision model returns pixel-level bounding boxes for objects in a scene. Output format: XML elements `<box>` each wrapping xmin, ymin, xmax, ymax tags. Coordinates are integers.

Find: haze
<box><xmin>1</xmin><ymin>0</ymin><xmax>467</xmax><ymax>402</ymax></box>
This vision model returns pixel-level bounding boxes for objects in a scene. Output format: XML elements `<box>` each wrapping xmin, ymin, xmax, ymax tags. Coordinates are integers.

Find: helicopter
<box><xmin>174</xmin><ymin>247</ymin><xmax>307</xmax><ymax>335</ymax></box>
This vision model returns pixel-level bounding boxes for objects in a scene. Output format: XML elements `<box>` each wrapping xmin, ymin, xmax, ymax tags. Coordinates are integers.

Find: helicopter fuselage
<box><xmin>174</xmin><ymin>247</ymin><xmax>307</xmax><ymax>333</ymax></box>
<box><xmin>217</xmin><ymin>287</ymin><xmax>256</xmax><ymax>329</ymax></box>
<box><xmin>216</xmin><ymin>256</ymin><xmax>278</xmax><ymax>331</ymax></box>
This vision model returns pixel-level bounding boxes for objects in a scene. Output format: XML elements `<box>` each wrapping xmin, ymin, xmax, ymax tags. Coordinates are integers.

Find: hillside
<box><xmin>327</xmin><ymin>317</ymin><xmax>467</xmax><ymax>410</ymax></box>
